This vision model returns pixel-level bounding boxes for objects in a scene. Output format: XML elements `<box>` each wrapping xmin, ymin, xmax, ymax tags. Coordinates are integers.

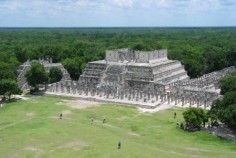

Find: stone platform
<box><xmin>45</xmin><ymin>91</ymin><xmax>162</xmax><ymax>109</ymax></box>
<box><xmin>44</xmin><ymin>48</ymin><xmax>235</xmax><ymax>109</ymax></box>
<box><xmin>45</xmin><ymin>91</ymin><xmax>211</xmax><ymax>110</ymax></box>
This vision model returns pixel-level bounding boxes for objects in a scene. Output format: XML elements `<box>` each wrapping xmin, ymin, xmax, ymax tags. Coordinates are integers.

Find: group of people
<box><xmin>59</xmin><ymin>112</ymin><xmax>122</xmax><ymax>149</ymax></box>
<box><xmin>59</xmin><ymin>113</ymin><xmax>107</xmax><ymax>124</ymax></box>
<box><xmin>91</xmin><ymin>118</ymin><xmax>106</xmax><ymax>124</ymax></box>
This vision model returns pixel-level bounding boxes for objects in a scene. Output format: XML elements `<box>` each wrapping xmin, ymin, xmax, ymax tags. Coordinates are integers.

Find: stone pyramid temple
<box><xmin>45</xmin><ymin>48</ymin><xmax>235</xmax><ymax>109</ymax></box>
<box><xmin>79</xmin><ymin>48</ymin><xmax>189</xmax><ymax>93</ymax></box>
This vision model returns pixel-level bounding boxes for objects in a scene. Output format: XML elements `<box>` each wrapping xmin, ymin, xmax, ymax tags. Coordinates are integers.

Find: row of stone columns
<box><xmin>46</xmin><ymin>80</ymin><xmax>218</xmax><ymax>109</ymax></box>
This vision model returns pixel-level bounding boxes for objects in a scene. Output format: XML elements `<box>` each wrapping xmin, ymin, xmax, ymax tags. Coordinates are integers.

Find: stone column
<box><xmin>125</xmin><ymin>90</ymin><xmax>128</xmax><ymax>98</ymax></box>
<box><xmin>170</xmin><ymin>94</ymin><xmax>174</xmax><ymax>102</ymax></box>
<box><xmin>113</xmin><ymin>90</ymin><xmax>117</xmax><ymax>99</ymax></box>
<box><xmin>71</xmin><ymin>82</ymin><xmax>75</xmax><ymax>94</ymax></box>
<box><xmin>85</xmin><ymin>88</ymin><xmax>88</xmax><ymax>96</ymax></box>
<box><xmin>189</xmin><ymin>98</ymin><xmax>192</xmax><ymax>107</ymax></box>
<box><xmin>167</xmin><ymin>94</ymin><xmax>170</xmax><ymax>104</ymax></box>
<box><xmin>197</xmin><ymin>99</ymin><xmax>200</xmax><ymax>108</ymax></box>
<box><xmin>135</xmin><ymin>94</ymin><xmax>139</xmax><ymax>101</ymax></box>
<box><xmin>132</xmin><ymin>90</ymin><xmax>135</xmax><ymax>99</ymax></box>
<box><xmin>99</xmin><ymin>89</ymin><xmax>103</xmax><ymax>97</ymax></box>
<box><xmin>151</xmin><ymin>93</ymin><xmax>154</xmax><ymax>98</ymax></box>
<box><xmin>61</xmin><ymin>82</ymin><xmax>65</xmax><ymax>93</ymax></box>
<box><xmin>181</xmin><ymin>97</ymin><xmax>184</xmax><ymax>106</ymax></box>
<box><xmin>204</xmin><ymin>100</ymin><xmax>207</xmax><ymax>109</ymax></box>
<box><xmin>148</xmin><ymin>93</ymin><xmax>150</xmax><ymax>100</ymax></box>
<box><xmin>106</xmin><ymin>90</ymin><xmax>109</xmax><ymax>98</ymax></box>
<box><xmin>47</xmin><ymin>84</ymin><xmax>51</xmax><ymax>92</ymax></box>
<box><xmin>53</xmin><ymin>83</ymin><xmax>56</xmax><ymax>92</ymax></box>
<box><xmin>144</xmin><ymin>92</ymin><xmax>147</xmax><ymax>98</ymax></box>
<box><xmin>65</xmin><ymin>81</ymin><xmax>70</xmax><ymax>93</ymax></box>
<box><xmin>128</xmin><ymin>92</ymin><xmax>131</xmax><ymax>100</ymax></box>
<box><xmin>185</xmin><ymin>97</ymin><xmax>188</xmax><ymax>104</ymax></box>
<box><xmin>120</xmin><ymin>92</ymin><xmax>124</xmax><ymax>100</ymax></box>
<box><xmin>161</xmin><ymin>94</ymin><xmax>164</xmax><ymax>103</ymax></box>
<box><xmin>155</xmin><ymin>94</ymin><xmax>158</xmax><ymax>101</ymax></box>
<box><xmin>96</xmin><ymin>88</ymin><xmax>99</xmax><ymax>96</ymax></box>
<box><xmin>55</xmin><ymin>83</ymin><xmax>59</xmax><ymax>93</ymax></box>
<box><xmin>92</xmin><ymin>88</ymin><xmax>96</xmax><ymax>96</ymax></box>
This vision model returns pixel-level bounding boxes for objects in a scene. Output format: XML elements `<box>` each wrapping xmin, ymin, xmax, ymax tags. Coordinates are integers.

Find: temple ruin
<box><xmin>17</xmin><ymin>58</ymin><xmax>71</xmax><ymax>90</ymax></box>
<box><xmin>41</xmin><ymin>49</ymin><xmax>234</xmax><ymax>109</ymax></box>
<box><xmin>79</xmin><ymin>49</ymin><xmax>189</xmax><ymax>92</ymax></box>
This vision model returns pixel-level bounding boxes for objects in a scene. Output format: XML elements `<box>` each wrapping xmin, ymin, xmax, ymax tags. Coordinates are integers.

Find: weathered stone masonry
<box><xmin>45</xmin><ymin>49</ymin><xmax>235</xmax><ymax>109</ymax></box>
<box><xmin>17</xmin><ymin>58</ymin><xmax>70</xmax><ymax>90</ymax></box>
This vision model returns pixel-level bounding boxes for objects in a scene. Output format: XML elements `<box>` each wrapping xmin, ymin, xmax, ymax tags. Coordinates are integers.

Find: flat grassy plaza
<box><xmin>0</xmin><ymin>96</ymin><xmax>236</xmax><ymax>158</ymax></box>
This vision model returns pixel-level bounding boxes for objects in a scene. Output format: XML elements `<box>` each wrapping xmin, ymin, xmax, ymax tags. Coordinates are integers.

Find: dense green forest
<box><xmin>0</xmin><ymin>27</ymin><xmax>236</xmax><ymax>80</ymax></box>
<box><xmin>209</xmin><ymin>71</ymin><xmax>236</xmax><ymax>130</ymax></box>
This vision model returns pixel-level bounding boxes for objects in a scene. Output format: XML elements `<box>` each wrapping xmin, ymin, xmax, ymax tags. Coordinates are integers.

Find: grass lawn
<box><xmin>0</xmin><ymin>95</ymin><xmax>236</xmax><ymax>158</ymax></box>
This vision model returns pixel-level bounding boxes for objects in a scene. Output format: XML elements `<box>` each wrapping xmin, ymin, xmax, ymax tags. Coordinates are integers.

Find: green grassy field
<box><xmin>0</xmin><ymin>96</ymin><xmax>236</xmax><ymax>158</ymax></box>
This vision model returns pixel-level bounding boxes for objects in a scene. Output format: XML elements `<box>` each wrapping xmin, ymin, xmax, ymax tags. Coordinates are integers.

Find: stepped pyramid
<box><xmin>17</xmin><ymin>58</ymin><xmax>71</xmax><ymax>90</ymax></box>
<box><xmin>79</xmin><ymin>48</ymin><xmax>189</xmax><ymax>93</ymax></box>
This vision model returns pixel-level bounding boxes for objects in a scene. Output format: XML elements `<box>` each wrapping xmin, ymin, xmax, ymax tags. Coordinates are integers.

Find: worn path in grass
<box><xmin>0</xmin><ymin>96</ymin><xmax>236</xmax><ymax>158</ymax></box>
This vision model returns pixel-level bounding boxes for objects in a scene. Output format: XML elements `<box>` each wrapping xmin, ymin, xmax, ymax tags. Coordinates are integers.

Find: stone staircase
<box><xmin>17</xmin><ymin>64</ymin><xmax>31</xmax><ymax>90</ymax></box>
<box><xmin>100</xmin><ymin>64</ymin><xmax>125</xmax><ymax>85</ymax></box>
<box><xmin>17</xmin><ymin>60</ymin><xmax>72</xmax><ymax>90</ymax></box>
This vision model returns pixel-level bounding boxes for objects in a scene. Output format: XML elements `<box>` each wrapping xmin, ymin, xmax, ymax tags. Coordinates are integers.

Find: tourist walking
<box><xmin>176</xmin><ymin>121</ymin><xmax>179</xmax><ymax>127</ymax></box>
<box><xmin>174</xmin><ymin>112</ymin><xmax>176</xmax><ymax>119</ymax></box>
<box><xmin>118</xmin><ymin>141</ymin><xmax>121</xmax><ymax>149</ymax></box>
<box><xmin>103</xmin><ymin>118</ymin><xmax>106</xmax><ymax>123</ymax></box>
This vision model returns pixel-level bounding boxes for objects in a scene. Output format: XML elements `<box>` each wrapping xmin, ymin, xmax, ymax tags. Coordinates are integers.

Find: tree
<box><xmin>208</xmin><ymin>99</ymin><xmax>221</xmax><ymax>122</ymax></box>
<box><xmin>183</xmin><ymin>108</ymin><xmax>206</xmax><ymax>127</ymax></box>
<box><xmin>49</xmin><ymin>67</ymin><xmax>63</xmax><ymax>83</ymax></box>
<box><xmin>62</xmin><ymin>57</ymin><xmax>84</xmax><ymax>80</ymax></box>
<box><xmin>0</xmin><ymin>62</ymin><xmax>16</xmax><ymax>80</ymax></box>
<box><xmin>204</xmin><ymin>51</ymin><xmax>229</xmax><ymax>73</ymax></box>
<box><xmin>0</xmin><ymin>61</ymin><xmax>20</xmax><ymax>100</ymax></box>
<box><xmin>25</xmin><ymin>62</ymin><xmax>48</xmax><ymax>88</ymax></box>
<box><xmin>0</xmin><ymin>79</ymin><xmax>22</xmax><ymax>99</ymax></box>
<box><xmin>220</xmin><ymin>71</ymin><xmax>236</xmax><ymax>95</ymax></box>
<box><xmin>209</xmin><ymin>92</ymin><xmax>236</xmax><ymax>130</ymax></box>
<box><xmin>14</xmin><ymin>46</ymin><xmax>28</xmax><ymax>63</ymax></box>
<box><xmin>209</xmin><ymin>71</ymin><xmax>236</xmax><ymax>131</ymax></box>
<box><xmin>130</xmin><ymin>42</ymin><xmax>151</xmax><ymax>51</ymax></box>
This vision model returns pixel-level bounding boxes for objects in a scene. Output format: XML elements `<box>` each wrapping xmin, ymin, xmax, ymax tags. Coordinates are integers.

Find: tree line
<box><xmin>0</xmin><ymin>27</ymin><xmax>236</xmax><ymax>81</ymax></box>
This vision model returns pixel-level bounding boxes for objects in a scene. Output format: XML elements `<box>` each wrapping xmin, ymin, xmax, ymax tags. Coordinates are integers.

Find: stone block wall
<box><xmin>105</xmin><ymin>48</ymin><xmax>168</xmax><ymax>63</ymax></box>
<box><xmin>17</xmin><ymin>59</ymin><xmax>71</xmax><ymax>90</ymax></box>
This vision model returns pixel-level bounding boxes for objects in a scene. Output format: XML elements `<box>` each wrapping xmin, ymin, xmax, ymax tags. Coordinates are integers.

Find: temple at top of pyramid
<box><xmin>79</xmin><ymin>48</ymin><xmax>189</xmax><ymax>93</ymax></box>
<box><xmin>105</xmin><ymin>48</ymin><xmax>168</xmax><ymax>63</ymax></box>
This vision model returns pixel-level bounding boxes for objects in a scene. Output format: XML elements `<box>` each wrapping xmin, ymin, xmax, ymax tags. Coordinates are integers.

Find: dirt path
<box><xmin>56</xmin><ymin>99</ymin><xmax>101</xmax><ymax>109</ymax></box>
<box><xmin>138</xmin><ymin>103</ymin><xmax>174</xmax><ymax>113</ymax></box>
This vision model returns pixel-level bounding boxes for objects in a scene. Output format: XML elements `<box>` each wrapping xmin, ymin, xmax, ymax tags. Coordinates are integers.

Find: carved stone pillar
<box><xmin>168</xmin><ymin>95</ymin><xmax>170</xmax><ymax>104</ymax></box>
<box><xmin>120</xmin><ymin>91</ymin><xmax>124</xmax><ymax>100</ymax></box>
<box><xmin>132</xmin><ymin>90</ymin><xmax>135</xmax><ymax>99</ymax></box>
<box><xmin>181</xmin><ymin>97</ymin><xmax>184</xmax><ymax>106</ymax></box>
<box><xmin>56</xmin><ymin>83</ymin><xmax>59</xmax><ymax>92</ymax></box>
<box><xmin>61</xmin><ymin>82</ymin><xmax>64</xmax><ymax>93</ymax></box>
<box><xmin>202</xmin><ymin>100</ymin><xmax>205</xmax><ymax>109</ymax></box>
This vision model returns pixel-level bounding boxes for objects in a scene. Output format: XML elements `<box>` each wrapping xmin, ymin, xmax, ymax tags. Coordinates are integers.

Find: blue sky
<box><xmin>0</xmin><ymin>0</ymin><xmax>236</xmax><ymax>27</ymax></box>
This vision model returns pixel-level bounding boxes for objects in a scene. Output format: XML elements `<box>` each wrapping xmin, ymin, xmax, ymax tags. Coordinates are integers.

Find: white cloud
<box><xmin>113</xmin><ymin>0</ymin><xmax>134</xmax><ymax>8</ymax></box>
<box><xmin>0</xmin><ymin>0</ymin><xmax>236</xmax><ymax>26</ymax></box>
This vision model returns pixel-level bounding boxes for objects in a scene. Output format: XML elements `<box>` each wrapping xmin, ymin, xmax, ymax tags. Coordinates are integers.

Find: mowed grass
<box><xmin>0</xmin><ymin>96</ymin><xmax>236</xmax><ymax>158</ymax></box>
